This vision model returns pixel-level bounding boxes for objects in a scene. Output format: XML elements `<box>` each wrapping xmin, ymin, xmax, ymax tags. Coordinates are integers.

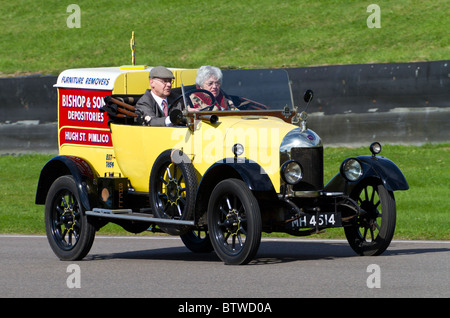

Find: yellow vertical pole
<box><xmin>130</xmin><ymin>31</ymin><xmax>135</xmax><ymax>66</ymax></box>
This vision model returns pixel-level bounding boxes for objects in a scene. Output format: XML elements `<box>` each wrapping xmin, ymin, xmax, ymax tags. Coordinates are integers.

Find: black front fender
<box><xmin>324</xmin><ymin>155</ymin><xmax>409</xmax><ymax>193</ymax></box>
<box><xmin>35</xmin><ymin>155</ymin><xmax>98</xmax><ymax>210</ymax></box>
<box><xmin>200</xmin><ymin>158</ymin><xmax>276</xmax><ymax>192</ymax></box>
<box><xmin>194</xmin><ymin>158</ymin><xmax>277</xmax><ymax>219</ymax></box>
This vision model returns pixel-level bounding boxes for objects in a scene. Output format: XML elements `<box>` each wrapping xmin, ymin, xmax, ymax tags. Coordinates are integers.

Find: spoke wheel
<box><xmin>150</xmin><ymin>150</ymin><xmax>197</xmax><ymax>235</ymax></box>
<box><xmin>208</xmin><ymin>179</ymin><xmax>261</xmax><ymax>265</ymax></box>
<box><xmin>344</xmin><ymin>179</ymin><xmax>396</xmax><ymax>256</ymax></box>
<box><xmin>45</xmin><ymin>176</ymin><xmax>95</xmax><ymax>260</ymax></box>
<box><xmin>180</xmin><ymin>228</ymin><xmax>213</xmax><ymax>253</ymax></box>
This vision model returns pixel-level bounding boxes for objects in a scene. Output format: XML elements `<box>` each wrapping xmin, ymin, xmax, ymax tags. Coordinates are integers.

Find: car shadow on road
<box><xmin>87</xmin><ymin>246</ymin><xmax>219</xmax><ymax>262</ymax></box>
<box><xmin>251</xmin><ymin>241</ymin><xmax>357</xmax><ymax>265</ymax></box>
<box><xmin>383</xmin><ymin>246</ymin><xmax>450</xmax><ymax>257</ymax></box>
<box><xmin>87</xmin><ymin>240</ymin><xmax>358</xmax><ymax>265</ymax></box>
<box><xmin>86</xmin><ymin>239</ymin><xmax>449</xmax><ymax>265</ymax></box>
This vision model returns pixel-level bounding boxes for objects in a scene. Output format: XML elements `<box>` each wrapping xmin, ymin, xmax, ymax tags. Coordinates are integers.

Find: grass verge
<box><xmin>1</xmin><ymin>0</ymin><xmax>449</xmax><ymax>75</ymax></box>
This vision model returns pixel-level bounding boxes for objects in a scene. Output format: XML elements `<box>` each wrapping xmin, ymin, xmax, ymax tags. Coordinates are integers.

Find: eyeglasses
<box><xmin>153</xmin><ymin>78</ymin><xmax>174</xmax><ymax>85</ymax></box>
<box><xmin>203</xmin><ymin>81</ymin><xmax>221</xmax><ymax>87</ymax></box>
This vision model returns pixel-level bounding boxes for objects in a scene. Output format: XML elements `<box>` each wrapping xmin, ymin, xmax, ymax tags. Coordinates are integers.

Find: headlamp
<box><xmin>341</xmin><ymin>158</ymin><xmax>363</xmax><ymax>182</ymax></box>
<box><xmin>232</xmin><ymin>143</ymin><xmax>244</xmax><ymax>157</ymax></box>
<box><xmin>281</xmin><ymin>160</ymin><xmax>303</xmax><ymax>184</ymax></box>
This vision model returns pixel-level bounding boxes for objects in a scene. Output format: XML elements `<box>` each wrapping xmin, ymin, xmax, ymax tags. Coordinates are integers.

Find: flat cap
<box><xmin>149</xmin><ymin>66</ymin><xmax>175</xmax><ymax>79</ymax></box>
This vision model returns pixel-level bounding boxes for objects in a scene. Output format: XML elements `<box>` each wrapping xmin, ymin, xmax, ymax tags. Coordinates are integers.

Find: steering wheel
<box><xmin>171</xmin><ymin>88</ymin><xmax>218</xmax><ymax>111</ymax></box>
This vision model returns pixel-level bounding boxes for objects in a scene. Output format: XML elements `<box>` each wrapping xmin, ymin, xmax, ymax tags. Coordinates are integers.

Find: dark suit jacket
<box><xmin>135</xmin><ymin>90</ymin><xmax>183</xmax><ymax>126</ymax></box>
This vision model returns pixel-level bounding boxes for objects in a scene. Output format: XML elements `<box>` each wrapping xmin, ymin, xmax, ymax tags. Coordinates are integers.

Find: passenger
<box><xmin>188</xmin><ymin>65</ymin><xmax>234</xmax><ymax>111</ymax></box>
<box><xmin>135</xmin><ymin>66</ymin><xmax>183</xmax><ymax>126</ymax></box>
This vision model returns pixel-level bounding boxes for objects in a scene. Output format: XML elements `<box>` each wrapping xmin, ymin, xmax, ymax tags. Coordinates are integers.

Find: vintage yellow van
<box><xmin>36</xmin><ymin>66</ymin><xmax>408</xmax><ymax>265</ymax></box>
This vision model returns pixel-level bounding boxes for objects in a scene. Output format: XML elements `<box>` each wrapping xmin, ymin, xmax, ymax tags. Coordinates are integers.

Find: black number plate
<box><xmin>289</xmin><ymin>212</ymin><xmax>342</xmax><ymax>229</ymax></box>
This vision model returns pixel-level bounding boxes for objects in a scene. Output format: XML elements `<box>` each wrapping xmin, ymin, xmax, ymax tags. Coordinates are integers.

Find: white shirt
<box><xmin>150</xmin><ymin>91</ymin><xmax>171</xmax><ymax>126</ymax></box>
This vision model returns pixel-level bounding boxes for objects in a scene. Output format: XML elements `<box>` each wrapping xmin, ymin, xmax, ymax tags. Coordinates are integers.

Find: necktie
<box><xmin>162</xmin><ymin>100</ymin><xmax>168</xmax><ymax>116</ymax></box>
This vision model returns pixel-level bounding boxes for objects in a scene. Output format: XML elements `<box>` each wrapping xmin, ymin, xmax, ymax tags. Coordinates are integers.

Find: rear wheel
<box><xmin>45</xmin><ymin>176</ymin><xmax>95</xmax><ymax>260</ymax></box>
<box><xmin>207</xmin><ymin>179</ymin><xmax>261</xmax><ymax>265</ymax></box>
<box><xmin>344</xmin><ymin>180</ymin><xmax>396</xmax><ymax>256</ymax></box>
<box><xmin>180</xmin><ymin>228</ymin><xmax>213</xmax><ymax>253</ymax></box>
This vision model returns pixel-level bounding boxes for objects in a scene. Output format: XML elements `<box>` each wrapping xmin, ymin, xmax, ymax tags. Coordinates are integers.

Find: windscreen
<box><xmin>221</xmin><ymin>69</ymin><xmax>293</xmax><ymax>110</ymax></box>
<box><xmin>179</xmin><ymin>68</ymin><xmax>293</xmax><ymax>111</ymax></box>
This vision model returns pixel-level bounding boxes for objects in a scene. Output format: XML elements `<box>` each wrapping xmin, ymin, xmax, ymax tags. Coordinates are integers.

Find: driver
<box><xmin>188</xmin><ymin>65</ymin><xmax>235</xmax><ymax>111</ymax></box>
<box><xmin>135</xmin><ymin>66</ymin><xmax>183</xmax><ymax>126</ymax></box>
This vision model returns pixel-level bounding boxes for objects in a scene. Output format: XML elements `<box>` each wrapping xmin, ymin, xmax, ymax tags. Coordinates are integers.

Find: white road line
<box><xmin>1</xmin><ymin>234</ymin><xmax>449</xmax><ymax>244</ymax></box>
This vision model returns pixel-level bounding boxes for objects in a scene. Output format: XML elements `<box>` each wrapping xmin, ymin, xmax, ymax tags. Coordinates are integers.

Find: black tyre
<box><xmin>207</xmin><ymin>179</ymin><xmax>262</xmax><ymax>265</ymax></box>
<box><xmin>149</xmin><ymin>150</ymin><xmax>197</xmax><ymax>235</ymax></box>
<box><xmin>45</xmin><ymin>176</ymin><xmax>95</xmax><ymax>260</ymax></box>
<box><xmin>180</xmin><ymin>228</ymin><xmax>214</xmax><ymax>253</ymax></box>
<box><xmin>344</xmin><ymin>179</ymin><xmax>396</xmax><ymax>256</ymax></box>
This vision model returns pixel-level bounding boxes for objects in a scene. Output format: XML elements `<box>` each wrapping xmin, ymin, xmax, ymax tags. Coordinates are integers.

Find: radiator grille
<box><xmin>290</xmin><ymin>147</ymin><xmax>323</xmax><ymax>191</ymax></box>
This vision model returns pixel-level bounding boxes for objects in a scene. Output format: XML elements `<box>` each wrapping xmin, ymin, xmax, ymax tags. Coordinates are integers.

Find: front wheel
<box><xmin>207</xmin><ymin>179</ymin><xmax>261</xmax><ymax>265</ymax></box>
<box><xmin>344</xmin><ymin>180</ymin><xmax>396</xmax><ymax>256</ymax></box>
<box><xmin>45</xmin><ymin>176</ymin><xmax>96</xmax><ymax>260</ymax></box>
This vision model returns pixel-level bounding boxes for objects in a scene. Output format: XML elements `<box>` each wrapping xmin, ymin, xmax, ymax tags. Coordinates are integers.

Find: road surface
<box><xmin>1</xmin><ymin>235</ymin><xmax>448</xmax><ymax>299</ymax></box>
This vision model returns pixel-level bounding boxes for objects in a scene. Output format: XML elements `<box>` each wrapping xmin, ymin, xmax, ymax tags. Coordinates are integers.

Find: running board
<box><xmin>85</xmin><ymin>208</ymin><xmax>195</xmax><ymax>226</ymax></box>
